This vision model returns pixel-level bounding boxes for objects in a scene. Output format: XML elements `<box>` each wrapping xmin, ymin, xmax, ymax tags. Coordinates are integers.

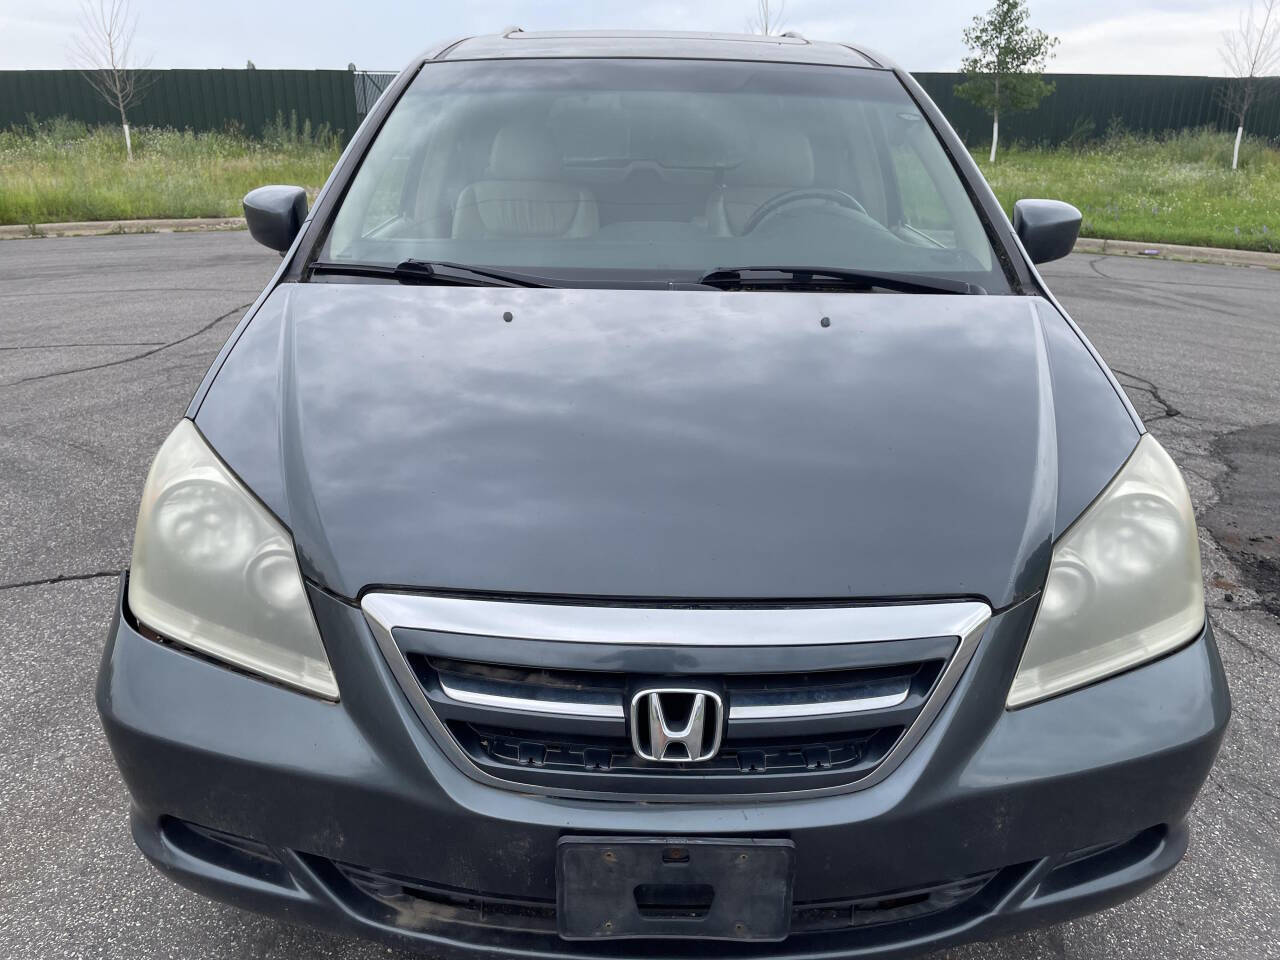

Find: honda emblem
<box><xmin>630</xmin><ymin>687</ymin><xmax>724</xmax><ymax>762</ymax></box>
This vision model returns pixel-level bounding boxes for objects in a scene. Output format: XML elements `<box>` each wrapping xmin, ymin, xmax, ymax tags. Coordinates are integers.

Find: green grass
<box><xmin>976</xmin><ymin>128</ymin><xmax>1280</xmax><ymax>253</ymax></box>
<box><xmin>3</xmin><ymin>119</ymin><xmax>1278</xmax><ymax>253</ymax></box>
<box><xmin>0</xmin><ymin>115</ymin><xmax>341</xmax><ymax>226</ymax></box>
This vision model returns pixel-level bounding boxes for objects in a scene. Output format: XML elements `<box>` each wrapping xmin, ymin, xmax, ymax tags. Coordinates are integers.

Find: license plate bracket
<box><xmin>556</xmin><ymin>837</ymin><xmax>795</xmax><ymax>941</ymax></box>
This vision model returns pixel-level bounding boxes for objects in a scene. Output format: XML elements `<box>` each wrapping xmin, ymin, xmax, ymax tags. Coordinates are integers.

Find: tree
<box><xmin>748</xmin><ymin>0</ymin><xmax>787</xmax><ymax>36</ymax></box>
<box><xmin>955</xmin><ymin>0</ymin><xmax>1058</xmax><ymax>163</ymax></box>
<box><xmin>1220</xmin><ymin>0</ymin><xmax>1280</xmax><ymax>170</ymax></box>
<box><xmin>70</xmin><ymin>0</ymin><xmax>151</xmax><ymax>161</ymax></box>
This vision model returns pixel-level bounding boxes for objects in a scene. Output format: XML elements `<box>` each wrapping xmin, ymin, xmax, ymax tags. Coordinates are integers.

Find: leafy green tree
<box><xmin>955</xmin><ymin>0</ymin><xmax>1059</xmax><ymax>162</ymax></box>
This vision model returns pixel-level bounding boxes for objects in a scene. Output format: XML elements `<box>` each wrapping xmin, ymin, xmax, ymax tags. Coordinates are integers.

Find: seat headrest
<box><xmin>724</xmin><ymin>129</ymin><xmax>814</xmax><ymax>187</ymax></box>
<box><xmin>487</xmin><ymin>122</ymin><xmax>563</xmax><ymax>180</ymax></box>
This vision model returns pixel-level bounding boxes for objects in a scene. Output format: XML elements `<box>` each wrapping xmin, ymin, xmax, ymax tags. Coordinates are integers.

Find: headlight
<box><xmin>1008</xmin><ymin>434</ymin><xmax>1204</xmax><ymax>708</ymax></box>
<box><xmin>128</xmin><ymin>420</ymin><xmax>339</xmax><ymax>699</ymax></box>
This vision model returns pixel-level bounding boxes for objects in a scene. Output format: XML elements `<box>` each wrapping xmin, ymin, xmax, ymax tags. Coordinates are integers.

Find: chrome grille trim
<box><xmin>437</xmin><ymin>673</ymin><xmax>625</xmax><ymax>719</ymax></box>
<box><xmin>727</xmin><ymin>680</ymin><xmax>911</xmax><ymax>720</ymax></box>
<box><xmin>433</xmin><ymin>662</ymin><xmax>912</xmax><ymax>722</ymax></box>
<box><xmin>360</xmin><ymin>593</ymin><xmax>990</xmax><ymax>647</ymax></box>
<box><xmin>437</xmin><ymin>679</ymin><xmax>912</xmax><ymax>722</ymax></box>
<box><xmin>362</xmin><ymin>593</ymin><xmax>992</xmax><ymax>803</ymax></box>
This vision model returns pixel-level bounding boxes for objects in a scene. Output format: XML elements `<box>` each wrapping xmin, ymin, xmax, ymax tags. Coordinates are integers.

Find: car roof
<box><xmin>425</xmin><ymin>30</ymin><xmax>890</xmax><ymax>70</ymax></box>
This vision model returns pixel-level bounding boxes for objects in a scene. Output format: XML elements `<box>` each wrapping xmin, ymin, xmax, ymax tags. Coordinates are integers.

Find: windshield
<box><xmin>321</xmin><ymin>59</ymin><xmax>1008</xmax><ymax>292</ymax></box>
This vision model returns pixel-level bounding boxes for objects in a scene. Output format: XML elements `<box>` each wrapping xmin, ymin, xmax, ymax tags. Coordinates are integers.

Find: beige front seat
<box><xmin>706</xmin><ymin>130</ymin><xmax>815</xmax><ymax>236</ymax></box>
<box><xmin>452</xmin><ymin>123</ymin><xmax>598</xmax><ymax>239</ymax></box>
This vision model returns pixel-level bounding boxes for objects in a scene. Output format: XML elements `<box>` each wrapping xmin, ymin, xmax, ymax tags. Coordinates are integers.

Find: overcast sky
<box><xmin>0</xmin><ymin>0</ymin><xmax>1243</xmax><ymax>74</ymax></box>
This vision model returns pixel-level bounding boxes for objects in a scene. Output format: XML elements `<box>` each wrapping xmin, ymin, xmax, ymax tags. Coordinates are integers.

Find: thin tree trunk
<box><xmin>117</xmin><ymin>99</ymin><xmax>132</xmax><ymax>161</ymax></box>
<box><xmin>1232</xmin><ymin>124</ymin><xmax>1244</xmax><ymax>170</ymax></box>
<box><xmin>989</xmin><ymin>77</ymin><xmax>1000</xmax><ymax>163</ymax></box>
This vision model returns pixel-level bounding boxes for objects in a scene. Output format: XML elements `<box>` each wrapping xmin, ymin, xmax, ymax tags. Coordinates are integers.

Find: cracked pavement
<box><xmin>0</xmin><ymin>235</ymin><xmax>1276</xmax><ymax>958</ymax></box>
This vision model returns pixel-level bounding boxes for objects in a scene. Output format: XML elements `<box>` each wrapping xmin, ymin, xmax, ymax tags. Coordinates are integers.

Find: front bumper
<box><xmin>98</xmin><ymin>578</ymin><xmax>1230</xmax><ymax>958</ymax></box>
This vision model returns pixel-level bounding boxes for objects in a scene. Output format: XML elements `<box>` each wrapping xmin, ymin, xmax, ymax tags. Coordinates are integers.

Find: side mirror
<box><xmin>243</xmin><ymin>185</ymin><xmax>308</xmax><ymax>254</ymax></box>
<box><xmin>1013</xmin><ymin>199</ymin><xmax>1082</xmax><ymax>265</ymax></box>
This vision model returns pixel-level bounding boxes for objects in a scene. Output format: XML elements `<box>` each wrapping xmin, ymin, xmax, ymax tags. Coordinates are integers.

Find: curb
<box><xmin>1073</xmin><ymin>237</ymin><xmax>1280</xmax><ymax>269</ymax></box>
<box><xmin>0</xmin><ymin>216</ymin><xmax>246</xmax><ymax>240</ymax></box>
<box><xmin>3</xmin><ymin>217</ymin><xmax>1279</xmax><ymax>269</ymax></box>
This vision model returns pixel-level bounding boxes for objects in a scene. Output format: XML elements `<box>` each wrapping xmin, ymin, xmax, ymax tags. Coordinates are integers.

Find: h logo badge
<box><xmin>630</xmin><ymin>687</ymin><xmax>724</xmax><ymax>762</ymax></box>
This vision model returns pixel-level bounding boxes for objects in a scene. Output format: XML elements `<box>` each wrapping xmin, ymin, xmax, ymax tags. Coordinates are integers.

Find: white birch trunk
<box><xmin>1232</xmin><ymin>125</ymin><xmax>1244</xmax><ymax>171</ymax></box>
<box><xmin>122</xmin><ymin>121</ymin><xmax>133</xmax><ymax>161</ymax></box>
<box><xmin>989</xmin><ymin>111</ymin><xmax>999</xmax><ymax>164</ymax></box>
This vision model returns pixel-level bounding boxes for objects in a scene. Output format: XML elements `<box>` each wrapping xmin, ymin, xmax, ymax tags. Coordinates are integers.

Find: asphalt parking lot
<box><xmin>1</xmin><ymin>231</ymin><xmax>1277</xmax><ymax>959</ymax></box>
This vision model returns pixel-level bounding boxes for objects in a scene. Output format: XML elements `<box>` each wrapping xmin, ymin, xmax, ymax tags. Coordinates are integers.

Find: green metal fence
<box><xmin>916</xmin><ymin>73</ymin><xmax>1280</xmax><ymax>145</ymax></box>
<box><xmin>2</xmin><ymin>69</ymin><xmax>1278</xmax><ymax>146</ymax></box>
<box><xmin>0</xmin><ymin>69</ymin><xmax>362</xmax><ymax>139</ymax></box>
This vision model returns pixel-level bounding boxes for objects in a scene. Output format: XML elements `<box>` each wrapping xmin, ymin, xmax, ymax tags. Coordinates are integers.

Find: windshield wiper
<box><xmin>698</xmin><ymin>266</ymin><xmax>983</xmax><ymax>295</ymax></box>
<box><xmin>311</xmin><ymin>258</ymin><xmax>554</xmax><ymax>288</ymax></box>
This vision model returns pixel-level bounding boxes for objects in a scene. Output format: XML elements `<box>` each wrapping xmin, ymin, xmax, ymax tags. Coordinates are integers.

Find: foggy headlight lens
<box><xmin>1008</xmin><ymin>434</ymin><xmax>1204</xmax><ymax>708</ymax></box>
<box><xmin>128</xmin><ymin>420</ymin><xmax>338</xmax><ymax>699</ymax></box>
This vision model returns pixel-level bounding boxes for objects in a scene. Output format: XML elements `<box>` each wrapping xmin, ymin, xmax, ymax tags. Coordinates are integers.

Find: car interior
<box><xmin>323</xmin><ymin>64</ymin><xmax>999</xmax><ymax>284</ymax></box>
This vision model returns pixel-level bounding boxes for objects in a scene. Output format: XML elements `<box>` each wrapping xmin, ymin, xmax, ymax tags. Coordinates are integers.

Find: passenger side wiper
<box><xmin>311</xmin><ymin>258</ymin><xmax>554</xmax><ymax>288</ymax></box>
<box><xmin>698</xmin><ymin>266</ymin><xmax>983</xmax><ymax>295</ymax></box>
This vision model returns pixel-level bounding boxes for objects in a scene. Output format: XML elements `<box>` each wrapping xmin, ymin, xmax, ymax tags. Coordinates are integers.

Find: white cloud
<box><xmin>1049</xmin><ymin>9</ymin><xmax>1235</xmax><ymax>74</ymax></box>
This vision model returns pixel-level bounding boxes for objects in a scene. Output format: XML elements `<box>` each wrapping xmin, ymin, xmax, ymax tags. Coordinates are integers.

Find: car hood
<box><xmin>195</xmin><ymin>283</ymin><xmax>1138</xmax><ymax>607</ymax></box>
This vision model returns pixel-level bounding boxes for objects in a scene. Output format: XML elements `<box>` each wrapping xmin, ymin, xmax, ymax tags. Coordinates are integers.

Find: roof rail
<box><xmin>501</xmin><ymin>26</ymin><xmax>524</xmax><ymax>37</ymax></box>
<box><xmin>780</xmin><ymin>30</ymin><xmax>806</xmax><ymax>40</ymax></box>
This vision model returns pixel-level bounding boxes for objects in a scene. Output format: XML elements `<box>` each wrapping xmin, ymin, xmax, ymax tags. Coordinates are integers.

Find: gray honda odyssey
<box><xmin>98</xmin><ymin>30</ymin><xmax>1229</xmax><ymax>958</ymax></box>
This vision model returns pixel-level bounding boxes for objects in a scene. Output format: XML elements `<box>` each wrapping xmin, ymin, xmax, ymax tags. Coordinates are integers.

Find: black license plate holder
<box><xmin>557</xmin><ymin>837</ymin><xmax>795</xmax><ymax>941</ymax></box>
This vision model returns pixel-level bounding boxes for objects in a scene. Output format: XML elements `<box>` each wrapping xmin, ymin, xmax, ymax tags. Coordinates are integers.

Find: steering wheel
<box><xmin>742</xmin><ymin>188</ymin><xmax>868</xmax><ymax>234</ymax></box>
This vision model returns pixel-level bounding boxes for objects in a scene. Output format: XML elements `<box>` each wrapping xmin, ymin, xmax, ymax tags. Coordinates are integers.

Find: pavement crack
<box><xmin>0</xmin><ymin>341</ymin><xmax>167</xmax><ymax>351</ymax></box>
<box><xmin>1181</xmin><ymin>464</ymin><xmax>1221</xmax><ymax>487</ymax></box>
<box><xmin>1210</xmin><ymin>772</ymin><xmax>1280</xmax><ymax>824</ymax></box>
<box><xmin>1111</xmin><ymin>367</ymin><xmax>1181</xmax><ymax>420</ymax></box>
<box><xmin>1211</xmin><ymin>611</ymin><xmax>1280</xmax><ymax>666</ymax></box>
<box><xmin>0</xmin><ymin>569</ymin><xmax>121</xmax><ymax>592</ymax></box>
<box><xmin>0</xmin><ymin>422</ymin><xmax>121</xmax><ymax>464</ymax></box>
<box><xmin>0</xmin><ymin>285</ymin><xmax>257</xmax><ymax>300</ymax></box>
<box><xmin>1207</xmin><ymin>601</ymin><xmax>1267</xmax><ymax>615</ymax></box>
<box><xmin>1</xmin><ymin>301</ymin><xmax>251</xmax><ymax>387</ymax></box>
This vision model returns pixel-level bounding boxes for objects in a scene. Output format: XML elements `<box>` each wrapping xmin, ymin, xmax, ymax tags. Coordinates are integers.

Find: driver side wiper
<box><xmin>311</xmin><ymin>258</ymin><xmax>554</xmax><ymax>288</ymax></box>
<box><xmin>698</xmin><ymin>266</ymin><xmax>983</xmax><ymax>295</ymax></box>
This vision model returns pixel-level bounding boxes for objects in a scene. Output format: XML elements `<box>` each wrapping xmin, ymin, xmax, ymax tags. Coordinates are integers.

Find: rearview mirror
<box><xmin>243</xmin><ymin>185</ymin><xmax>308</xmax><ymax>254</ymax></box>
<box><xmin>1013</xmin><ymin>199</ymin><xmax>1082</xmax><ymax>265</ymax></box>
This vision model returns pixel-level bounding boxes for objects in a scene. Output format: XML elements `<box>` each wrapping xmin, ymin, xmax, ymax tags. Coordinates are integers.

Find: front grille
<box><xmin>335</xmin><ymin>861</ymin><xmax>559</xmax><ymax>934</ymax></box>
<box><xmin>791</xmin><ymin>872</ymin><xmax>996</xmax><ymax>932</ymax></box>
<box><xmin>414</xmin><ymin>656</ymin><xmax>930</xmax><ymax>792</ymax></box>
<box><xmin>331</xmin><ymin>859</ymin><xmax>995</xmax><ymax>937</ymax></box>
<box><xmin>363</xmin><ymin>593</ymin><xmax>991</xmax><ymax>799</ymax></box>
<box><xmin>464</xmin><ymin>722</ymin><xmax>898</xmax><ymax>779</ymax></box>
